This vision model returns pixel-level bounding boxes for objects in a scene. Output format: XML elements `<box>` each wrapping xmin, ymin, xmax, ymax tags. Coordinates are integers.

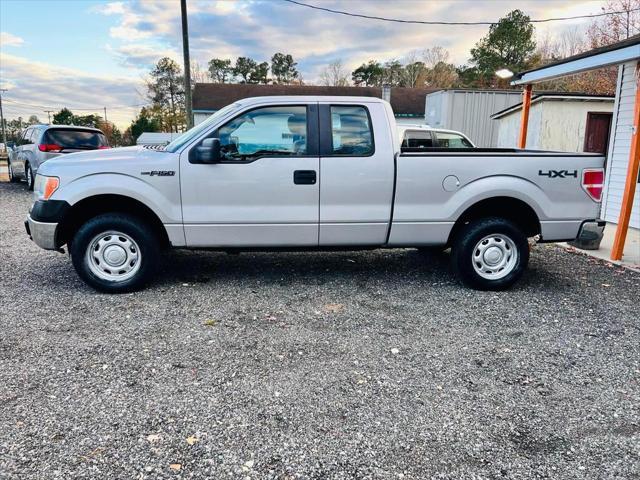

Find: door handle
<box><xmin>293</xmin><ymin>170</ymin><xmax>316</xmax><ymax>185</ymax></box>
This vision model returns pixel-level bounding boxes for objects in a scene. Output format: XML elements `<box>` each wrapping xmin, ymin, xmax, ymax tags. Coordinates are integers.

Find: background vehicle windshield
<box><xmin>164</xmin><ymin>103</ymin><xmax>241</xmax><ymax>153</ymax></box>
<box><xmin>44</xmin><ymin>129</ymin><xmax>108</xmax><ymax>150</ymax></box>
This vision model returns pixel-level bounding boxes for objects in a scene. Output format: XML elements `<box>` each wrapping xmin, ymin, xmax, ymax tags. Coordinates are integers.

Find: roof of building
<box><xmin>192</xmin><ymin>83</ymin><xmax>435</xmax><ymax>116</ymax></box>
<box><xmin>512</xmin><ymin>34</ymin><xmax>640</xmax><ymax>85</ymax></box>
<box><xmin>136</xmin><ymin>132</ymin><xmax>180</xmax><ymax>144</ymax></box>
<box><xmin>490</xmin><ymin>92</ymin><xmax>615</xmax><ymax>119</ymax></box>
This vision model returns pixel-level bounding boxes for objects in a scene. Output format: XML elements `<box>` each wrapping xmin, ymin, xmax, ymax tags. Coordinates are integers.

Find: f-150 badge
<box><xmin>141</xmin><ymin>171</ymin><xmax>175</xmax><ymax>176</ymax></box>
<box><xmin>538</xmin><ymin>169</ymin><xmax>577</xmax><ymax>178</ymax></box>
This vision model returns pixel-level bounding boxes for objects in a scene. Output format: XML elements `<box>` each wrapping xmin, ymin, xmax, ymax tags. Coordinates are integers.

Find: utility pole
<box><xmin>0</xmin><ymin>89</ymin><xmax>7</xmax><ymax>148</ymax></box>
<box><xmin>44</xmin><ymin>110</ymin><xmax>54</xmax><ymax>124</ymax></box>
<box><xmin>180</xmin><ymin>0</ymin><xmax>193</xmax><ymax>129</ymax></box>
<box><xmin>103</xmin><ymin>107</ymin><xmax>108</xmax><ymax>124</ymax></box>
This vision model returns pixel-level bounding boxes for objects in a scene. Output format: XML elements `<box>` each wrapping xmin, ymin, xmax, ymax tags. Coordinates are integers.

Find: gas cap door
<box><xmin>442</xmin><ymin>175</ymin><xmax>460</xmax><ymax>192</ymax></box>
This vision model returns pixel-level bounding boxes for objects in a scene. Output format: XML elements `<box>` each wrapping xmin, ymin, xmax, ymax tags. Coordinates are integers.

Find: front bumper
<box><xmin>570</xmin><ymin>219</ymin><xmax>606</xmax><ymax>250</ymax></box>
<box><xmin>25</xmin><ymin>215</ymin><xmax>58</xmax><ymax>250</ymax></box>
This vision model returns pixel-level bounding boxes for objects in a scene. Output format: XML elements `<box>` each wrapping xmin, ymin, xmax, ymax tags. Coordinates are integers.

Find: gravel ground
<box><xmin>1</xmin><ymin>181</ymin><xmax>639</xmax><ymax>480</ymax></box>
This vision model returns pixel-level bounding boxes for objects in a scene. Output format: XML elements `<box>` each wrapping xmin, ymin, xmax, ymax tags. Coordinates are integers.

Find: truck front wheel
<box><xmin>451</xmin><ymin>217</ymin><xmax>529</xmax><ymax>290</ymax></box>
<box><xmin>70</xmin><ymin>213</ymin><xmax>160</xmax><ymax>293</ymax></box>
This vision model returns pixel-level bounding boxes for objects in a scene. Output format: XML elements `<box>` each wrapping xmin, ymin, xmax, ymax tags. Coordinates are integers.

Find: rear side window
<box><xmin>434</xmin><ymin>131</ymin><xmax>473</xmax><ymax>148</ymax></box>
<box><xmin>44</xmin><ymin>129</ymin><xmax>108</xmax><ymax>150</ymax></box>
<box><xmin>330</xmin><ymin>106</ymin><xmax>373</xmax><ymax>156</ymax></box>
<box><xmin>402</xmin><ymin>130</ymin><xmax>434</xmax><ymax>148</ymax></box>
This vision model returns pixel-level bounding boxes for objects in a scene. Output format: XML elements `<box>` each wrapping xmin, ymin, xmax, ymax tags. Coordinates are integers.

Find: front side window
<box><xmin>402</xmin><ymin>130</ymin><xmax>434</xmax><ymax>148</ymax></box>
<box><xmin>330</xmin><ymin>106</ymin><xmax>373</xmax><ymax>156</ymax></box>
<box><xmin>434</xmin><ymin>131</ymin><xmax>473</xmax><ymax>148</ymax></box>
<box><xmin>217</xmin><ymin>106</ymin><xmax>308</xmax><ymax>162</ymax></box>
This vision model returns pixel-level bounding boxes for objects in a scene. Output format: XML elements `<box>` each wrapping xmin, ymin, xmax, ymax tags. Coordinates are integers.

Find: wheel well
<box><xmin>58</xmin><ymin>194</ymin><xmax>170</xmax><ymax>248</ymax></box>
<box><xmin>447</xmin><ymin>197</ymin><xmax>541</xmax><ymax>245</ymax></box>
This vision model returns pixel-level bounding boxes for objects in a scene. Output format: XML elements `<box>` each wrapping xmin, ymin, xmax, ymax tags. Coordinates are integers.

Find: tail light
<box><xmin>38</xmin><ymin>144</ymin><xmax>62</xmax><ymax>152</ymax></box>
<box><xmin>582</xmin><ymin>168</ymin><xmax>604</xmax><ymax>202</ymax></box>
<box><xmin>98</xmin><ymin>146</ymin><xmax>111</xmax><ymax>149</ymax></box>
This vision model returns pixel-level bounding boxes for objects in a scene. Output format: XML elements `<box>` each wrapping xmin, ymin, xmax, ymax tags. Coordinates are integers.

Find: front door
<box><xmin>584</xmin><ymin>112</ymin><xmax>613</xmax><ymax>154</ymax></box>
<box><xmin>180</xmin><ymin>103</ymin><xmax>320</xmax><ymax>247</ymax></box>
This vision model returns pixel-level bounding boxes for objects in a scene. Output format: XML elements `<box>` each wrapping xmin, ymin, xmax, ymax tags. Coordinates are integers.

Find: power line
<box><xmin>2</xmin><ymin>98</ymin><xmax>147</xmax><ymax>111</ymax></box>
<box><xmin>283</xmin><ymin>0</ymin><xmax>640</xmax><ymax>26</ymax></box>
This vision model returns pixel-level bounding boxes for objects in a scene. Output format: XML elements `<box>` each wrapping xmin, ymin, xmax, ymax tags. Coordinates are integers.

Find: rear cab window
<box><xmin>329</xmin><ymin>106</ymin><xmax>374</xmax><ymax>156</ymax></box>
<box><xmin>44</xmin><ymin>129</ymin><xmax>108</xmax><ymax>150</ymax></box>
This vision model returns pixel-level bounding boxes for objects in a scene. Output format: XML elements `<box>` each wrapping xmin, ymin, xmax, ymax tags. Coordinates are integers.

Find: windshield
<box><xmin>164</xmin><ymin>103</ymin><xmax>241</xmax><ymax>153</ymax></box>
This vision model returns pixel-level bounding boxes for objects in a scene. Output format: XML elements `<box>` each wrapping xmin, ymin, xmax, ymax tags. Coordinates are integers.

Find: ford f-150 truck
<box><xmin>25</xmin><ymin>96</ymin><xmax>605</xmax><ymax>293</ymax></box>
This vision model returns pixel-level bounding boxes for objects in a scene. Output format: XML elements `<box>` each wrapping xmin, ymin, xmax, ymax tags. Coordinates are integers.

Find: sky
<box><xmin>0</xmin><ymin>0</ymin><xmax>608</xmax><ymax>129</ymax></box>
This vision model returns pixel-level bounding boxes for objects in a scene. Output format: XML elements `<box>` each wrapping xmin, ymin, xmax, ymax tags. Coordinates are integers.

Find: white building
<box><xmin>512</xmin><ymin>34</ymin><xmax>640</xmax><ymax>261</ymax></box>
<box><xmin>492</xmin><ymin>93</ymin><xmax>614</xmax><ymax>153</ymax></box>
<box><xmin>425</xmin><ymin>89</ymin><xmax>522</xmax><ymax>147</ymax></box>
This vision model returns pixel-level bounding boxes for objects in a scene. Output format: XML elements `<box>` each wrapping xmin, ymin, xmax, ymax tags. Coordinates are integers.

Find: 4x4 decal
<box><xmin>538</xmin><ymin>169</ymin><xmax>577</xmax><ymax>178</ymax></box>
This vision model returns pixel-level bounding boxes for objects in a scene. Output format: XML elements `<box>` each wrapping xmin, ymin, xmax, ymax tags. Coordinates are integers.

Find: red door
<box><xmin>584</xmin><ymin>112</ymin><xmax>613</xmax><ymax>154</ymax></box>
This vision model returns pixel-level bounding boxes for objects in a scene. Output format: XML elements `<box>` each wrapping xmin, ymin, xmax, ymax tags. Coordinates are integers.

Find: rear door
<box><xmin>318</xmin><ymin>102</ymin><xmax>395</xmax><ymax>245</ymax></box>
<box><xmin>180</xmin><ymin>102</ymin><xmax>320</xmax><ymax>247</ymax></box>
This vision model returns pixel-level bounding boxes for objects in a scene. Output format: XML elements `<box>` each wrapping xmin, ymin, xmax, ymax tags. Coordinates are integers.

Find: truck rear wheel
<box><xmin>451</xmin><ymin>217</ymin><xmax>528</xmax><ymax>290</ymax></box>
<box><xmin>70</xmin><ymin>213</ymin><xmax>160</xmax><ymax>293</ymax></box>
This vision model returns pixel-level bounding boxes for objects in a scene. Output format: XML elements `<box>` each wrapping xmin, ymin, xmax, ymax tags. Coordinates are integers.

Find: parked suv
<box><xmin>8</xmin><ymin>125</ymin><xmax>109</xmax><ymax>190</ymax></box>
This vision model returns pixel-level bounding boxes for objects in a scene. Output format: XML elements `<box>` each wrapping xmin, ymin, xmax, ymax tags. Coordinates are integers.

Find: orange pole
<box><xmin>518</xmin><ymin>84</ymin><xmax>532</xmax><ymax>149</ymax></box>
<box><xmin>611</xmin><ymin>65</ymin><xmax>640</xmax><ymax>261</ymax></box>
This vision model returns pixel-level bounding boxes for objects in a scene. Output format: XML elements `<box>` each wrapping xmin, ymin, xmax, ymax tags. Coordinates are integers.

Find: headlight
<box><xmin>34</xmin><ymin>175</ymin><xmax>60</xmax><ymax>201</ymax></box>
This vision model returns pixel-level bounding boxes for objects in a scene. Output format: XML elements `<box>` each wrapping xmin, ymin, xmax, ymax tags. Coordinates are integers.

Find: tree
<box><xmin>249</xmin><ymin>61</ymin><xmax>270</xmax><ymax>84</ymax></box>
<box><xmin>53</xmin><ymin>108</ymin><xmax>74</xmax><ymax>125</ymax></box>
<box><xmin>234</xmin><ymin>57</ymin><xmax>258</xmax><ymax>83</ymax></box>
<box><xmin>587</xmin><ymin>0</ymin><xmax>640</xmax><ymax>47</ymax></box>
<box><xmin>319</xmin><ymin>59</ymin><xmax>350</xmax><ymax>86</ymax></box>
<box><xmin>147</xmin><ymin>57</ymin><xmax>185</xmax><ymax>132</ymax></box>
<box><xmin>380</xmin><ymin>60</ymin><xmax>403</xmax><ymax>86</ymax></box>
<box><xmin>128</xmin><ymin>107</ymin><xmax>161</xmax><ymax>144</ymax></box>
<box><xmin>470</xmin><ymin>9</ymin><xmax>536</xmax><ymax>84</ymax></box>
<box><xmin>28</xmin><ymin>115</ymin><xmax>40</xmax><ymax>125</ymax></box>
<box><xmin>190</xmin><ymin>60</ymin><xmax>210</xmax><ymax>83</ymax></box>
<box><xmin>271</xmin><ymin>53</ymin><xmax>299</xmax><ymax>84</ymax></box>
<box><xmin>352</xmin><ymin>60</ymin><xmax>384</xmax><ymax>86</ymax></box>
<box><xmin>208</xmin><ymin>58</ymin><xmax>234</xmax><ymax>83</ymax></box>
<box><xmin>98</xmin><ymin>121</ymin><xmax>123</xmax><ymax>146</ymax></box>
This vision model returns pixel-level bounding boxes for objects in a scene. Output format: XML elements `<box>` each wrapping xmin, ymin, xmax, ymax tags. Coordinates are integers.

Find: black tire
<box><xmin>451</xmin><ymin>217</ymin><xmax>529</xmax><ymax>291</ymax></box>
<box><xmin>7</xmin><ymin>160</ymin><xmax>19</xmax><ymax>183</ymax></box>
<box><xmin>70</xmin><ymin>213</ymin><xmax>160</xmax><ymax>293</ymax></box>
<box><xmin>25</xmin><ymin>164</ymin><xmax>34</xmax><ymax>191</ymax></box>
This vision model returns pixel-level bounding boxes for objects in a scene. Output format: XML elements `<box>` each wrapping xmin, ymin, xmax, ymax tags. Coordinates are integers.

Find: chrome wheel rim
<box><xmin>86</xmin><ymin>231</ymin><xmax>141</xmax><ymax>282</ymax></box>
<box><xmin>26</xmin><ymin>167</ymin><xmax>32</xmax><ymax>187</ymax></box>
<box><xmin>472</xmin><ymin>234</ymin><xmax>518</xmax><ymax>280</ymax></box>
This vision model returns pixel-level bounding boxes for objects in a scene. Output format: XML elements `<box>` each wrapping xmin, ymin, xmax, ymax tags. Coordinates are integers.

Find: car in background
<box><xmin>8</xmin><ymin>125</ymin><xmax>109</xmax><ymax>190</ymax></box>
<box><xmin>398</xmin><ymin>124</ymin><xmax>475</xmax><ymax>149</ymax></box>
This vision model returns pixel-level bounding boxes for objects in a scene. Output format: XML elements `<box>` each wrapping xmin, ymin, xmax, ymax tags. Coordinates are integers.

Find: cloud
<box><xmin>0</xmin><ymin>52</ymin><xmax>145</xmax><ymax>128</ymax></box>
<box><xmin>97</xmin><ymin>0</ymin><xmax>598</xmax><ymax>83</ymax></box>
<box><xmin>107</xmin><ymin>43</ymin><xmax>180</xmax><ymax>69</ymax></box>
<box><xmin>1</xmin><ymin>32</ymin><xmax>25</xmax><ymax>47</ymax></box>
<box><xmin>95</xmin><ymin>2</ymin><xmax>126</xmax><ymax>15</ymax></box>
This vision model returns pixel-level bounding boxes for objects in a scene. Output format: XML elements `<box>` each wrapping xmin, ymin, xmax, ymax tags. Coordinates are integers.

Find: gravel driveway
<box><xmin>1</xmin><ymin>181</ymin><xmax>639</xmax><ymax>479</ymax></box>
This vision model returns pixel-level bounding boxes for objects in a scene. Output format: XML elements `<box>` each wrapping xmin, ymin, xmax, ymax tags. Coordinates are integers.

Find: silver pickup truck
<box><xmin>25</xmin><ymin>96</ymin><xmax>605</xmax><ymax>293</ymax></box>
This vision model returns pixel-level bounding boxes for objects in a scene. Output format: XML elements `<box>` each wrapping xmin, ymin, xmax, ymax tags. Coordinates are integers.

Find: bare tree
<box><xmin>190</xmin><ymin>60</ymin><xmax>210</xmax><ymax>84</ymax></box>
<box><xmin>421</xmin><ymin>46</ymin><xmax>458</xmax><ymax>88</ymax></box>
<box><xmin>319</xmin><ymin>60</ymin><xmax>350</xmax><ymax>86</ymax></box>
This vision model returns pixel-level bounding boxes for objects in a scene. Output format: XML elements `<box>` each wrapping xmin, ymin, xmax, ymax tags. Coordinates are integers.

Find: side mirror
<box><xmin>195</xmin><ymin>138</ymin><xmax>221</xmax><ymax>164</ymax></box>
